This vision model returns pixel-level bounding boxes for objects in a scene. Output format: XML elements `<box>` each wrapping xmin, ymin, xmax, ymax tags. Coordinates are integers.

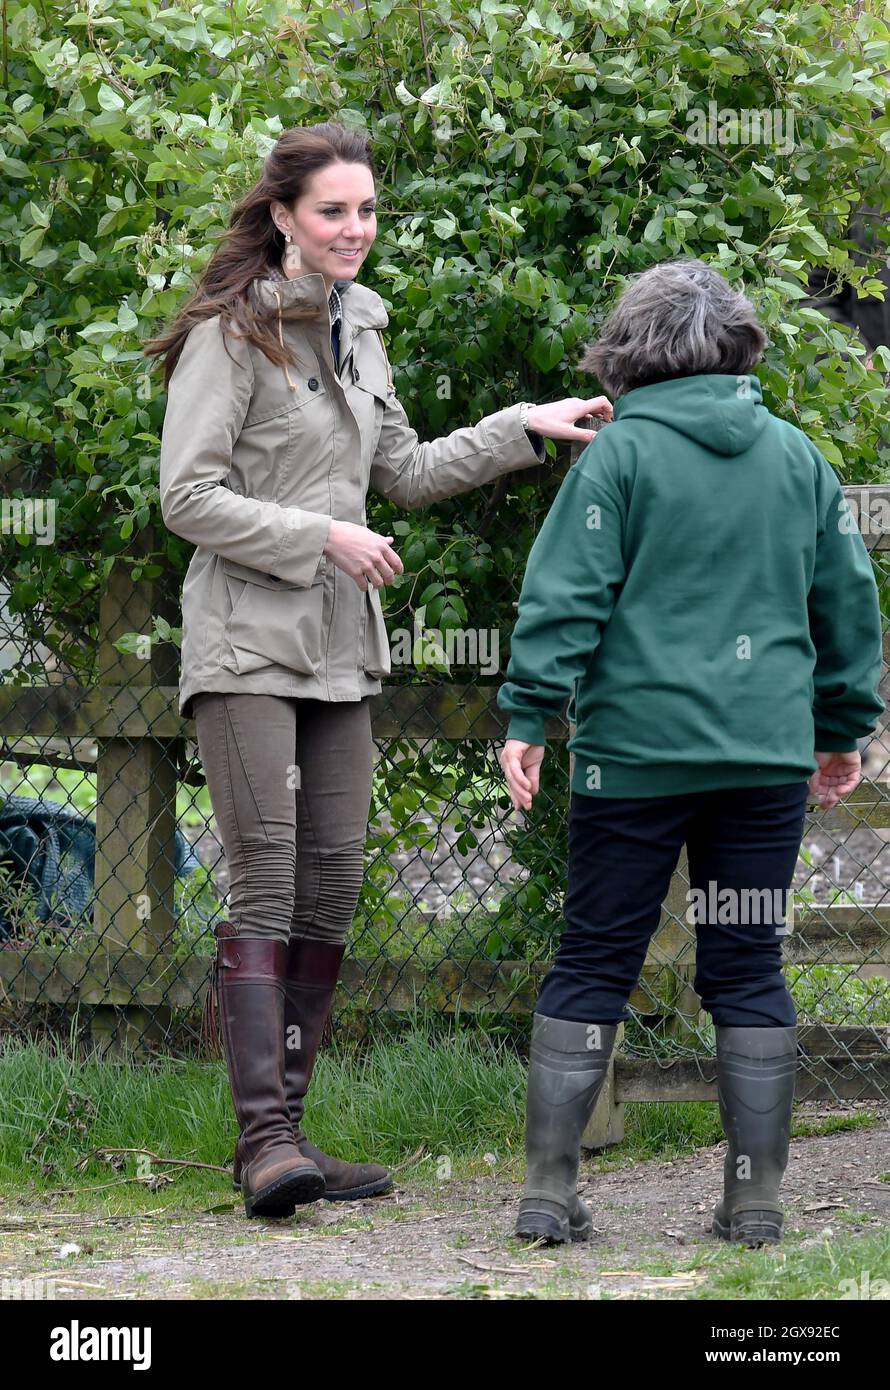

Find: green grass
<box><xmin>0</xmin><ymin>1025</ymin><xmax>528</xmax><ymax>1206</ymax></box>
<box><xmin>635</xmin><ymin>1229</ymin><xmax>890</xmax><ymax>1301</ymax></box>
<box><xmin>0</xmin><ymin>1025</ymin><xmax>882</xmax><ymax>1211</ymax></box>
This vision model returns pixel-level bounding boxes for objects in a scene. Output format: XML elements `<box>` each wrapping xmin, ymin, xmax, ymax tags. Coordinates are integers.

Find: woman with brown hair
<box><xmin>145</xmin><ymin>121</ymin><xmax>612</xmax><ymax>1218</ymax></box>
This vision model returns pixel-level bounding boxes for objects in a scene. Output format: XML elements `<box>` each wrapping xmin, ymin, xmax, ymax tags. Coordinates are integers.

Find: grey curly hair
<box><xmin>580</xmin><ymin>257</ymin><xmax>768</xmax><ymax>397</ymax></box>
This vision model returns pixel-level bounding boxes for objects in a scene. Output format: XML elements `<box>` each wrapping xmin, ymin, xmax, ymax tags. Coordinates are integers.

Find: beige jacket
<box><xmin>159</xmin><ymin>268</ymin><xmax>546</xmax><ymax>719</ymax></box>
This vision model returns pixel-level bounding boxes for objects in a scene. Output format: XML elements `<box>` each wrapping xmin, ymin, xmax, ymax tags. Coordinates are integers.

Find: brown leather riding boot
<box><xmin>209</xmin><ymin>922</ymin><xmax>324</xmax><ymax>1217</ymax></box>
<box><xmin>233</xmin><ymin>938</ymin><xmax>392</xmax><ymax>1201</ymax></box>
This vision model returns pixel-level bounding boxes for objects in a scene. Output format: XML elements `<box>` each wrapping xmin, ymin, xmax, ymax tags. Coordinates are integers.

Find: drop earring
<box><xmin>284</xmin><ymin>232</ymin><xmax>301</xmax><ymax>276</ymax></box>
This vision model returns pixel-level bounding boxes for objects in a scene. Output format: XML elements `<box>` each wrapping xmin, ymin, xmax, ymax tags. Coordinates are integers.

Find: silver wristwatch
<box><xmin>519</xmin><ymin>401</ymin><xmax>532</xmax><ymax>432</ymax></box>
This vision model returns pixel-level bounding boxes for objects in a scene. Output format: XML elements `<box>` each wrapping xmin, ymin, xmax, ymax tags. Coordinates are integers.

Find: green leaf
<box><xmin>79</xmin><ymin>322</ymin><xmax>118</xmax><ymax>341</ymax></box>
<box><xmin>796</xmin><ymin>226</ymin><xmax>829</xmax><ymax>258</ymax></box>
<box><xmin>97</xmin><ymin>83</ymin><xmax>125</xmax><ymax>112</ymax></box>
<box><xmin>431</xmin><ymin>213</ymin><xmax>457</xmax><ymax>239</ymax></box>
<box><xmin>19</xmin><ymin>225</ymin><xmax>45</xmax><ymax>259</ymax></box>
<box><xmin>530</xmin><ymin>327</ymin><xmax>564</xmax><ymax>372</ymax></box>
<box><xmin>489</xmin><ymin>205</ymin><xmax>524</xmax><ymax>236</ymax></box>
<box><xmin>0</xmin><ymin>153</ymin><xmax>31</xmax><ymax>179</ymax></box>
<box><xmin>513</xmin><ymin>264</ymin><xmax>546</xmax><ymax>308</ymax></box>
<box><xmin>642</xmin><ymin>206</ymin><xmax>665</xmax><ymax>243</ymax></box>
<box><xmin>820</xmin><ymin>440</ymin><xmax>844</xmax><ymax>469</ymax></box>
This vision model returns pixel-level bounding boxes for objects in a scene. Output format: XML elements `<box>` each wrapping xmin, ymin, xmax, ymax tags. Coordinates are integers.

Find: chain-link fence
<box><xmin>1</xmin><ymin>469</ymin><xmax>889</xmax><ymax>1125</ymax></box>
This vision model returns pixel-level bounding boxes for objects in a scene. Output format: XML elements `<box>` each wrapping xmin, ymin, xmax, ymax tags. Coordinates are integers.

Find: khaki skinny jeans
<box><xmin>193</xmin><ymin>693</ymin><xmax>374</xmax><ymax>944</ymax></box>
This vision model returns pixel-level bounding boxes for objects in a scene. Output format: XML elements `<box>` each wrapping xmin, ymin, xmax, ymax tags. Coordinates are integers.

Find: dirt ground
<box><xmin>2</xmin><ymin>1108</ymin><xmax>888</xmax><ymax>1300</ymax></box>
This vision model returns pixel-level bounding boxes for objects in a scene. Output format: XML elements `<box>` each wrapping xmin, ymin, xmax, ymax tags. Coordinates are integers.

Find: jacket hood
<box><xmin>612</xmin><ymin>372</ymin><xmax>769</xmax><ymax>456</ymax></box>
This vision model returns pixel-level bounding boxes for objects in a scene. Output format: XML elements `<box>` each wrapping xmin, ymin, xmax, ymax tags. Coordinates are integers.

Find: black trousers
<box><xmin>536</xmin><ymin>783</ymin><xmax>810</xmax><ymax>1028</ymax></box>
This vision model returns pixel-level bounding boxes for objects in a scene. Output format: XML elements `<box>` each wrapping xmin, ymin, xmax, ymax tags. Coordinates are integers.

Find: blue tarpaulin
<box><xmin>0</xmin><ymin>795</ymin><xmax>202</xmax><ymax>940</ymax></box>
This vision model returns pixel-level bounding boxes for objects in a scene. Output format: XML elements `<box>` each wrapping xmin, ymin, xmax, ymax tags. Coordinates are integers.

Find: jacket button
<box><xmin>354</xmin><ymin>369</ymin><xmax>361</xmax><ymax>382</ymax></box>
<box><xmin>308</xmin><ymin>377</ymin><xmax>319</xmax><ymax>390</ymax></box>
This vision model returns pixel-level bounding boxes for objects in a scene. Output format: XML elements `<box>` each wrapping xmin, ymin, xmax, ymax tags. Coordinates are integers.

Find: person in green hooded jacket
<box><xmin>497</xmin><ymin>257</ymin><xmax>884</xmax><ymax>1248</ymax></box>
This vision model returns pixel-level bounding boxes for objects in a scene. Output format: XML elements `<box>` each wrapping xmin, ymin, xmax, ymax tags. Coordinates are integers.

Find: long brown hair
<box><xmin>143</xmin><ymin>122</ymin><xmax>377</xmax><ymax>389</ymax></box>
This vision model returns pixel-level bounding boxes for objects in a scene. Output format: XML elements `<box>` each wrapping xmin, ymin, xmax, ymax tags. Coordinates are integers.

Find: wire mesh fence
<box><xmin>1</xmin><ymin>471</ymin><xmax>889</xmax><ymax>1119</ymax></box>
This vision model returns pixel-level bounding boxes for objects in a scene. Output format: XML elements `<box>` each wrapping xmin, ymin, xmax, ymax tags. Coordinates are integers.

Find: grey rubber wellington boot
<box><xmin>514</xmin><ymin>1014</ymin><xmax>619</xmax><ymax>1245</ymax></box>
<box><xmin>712</xmin><ymin>1025</ymin><xmax>798</xmax><ymax>1247</ymax></box>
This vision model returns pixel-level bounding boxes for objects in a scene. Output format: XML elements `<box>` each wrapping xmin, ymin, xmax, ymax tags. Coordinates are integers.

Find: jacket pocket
<box><xmin>360</xmin><ymin>585</ymin><xmax>392</xmax><ymax>679</ymax></box>
<box><xmin>220</xmin><ymin>555</ymin><xmax>326</xmax><ymax>676</ymax></box>
<box><xmin>241</xmin><ymin>371</ymin><xmax>327</xmax><ymax>427</ymax></box>
<box><xmin>353</xmin><ymin>357</ymin><xmax>391</xmax><ymax>404</ymax></box>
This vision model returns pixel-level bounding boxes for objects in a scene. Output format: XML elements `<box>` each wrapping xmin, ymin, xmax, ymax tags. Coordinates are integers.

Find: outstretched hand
<box><xmin>527</xmin><ymin>396</ymin><xmax>613</xmax><ymax>442</ymax></box>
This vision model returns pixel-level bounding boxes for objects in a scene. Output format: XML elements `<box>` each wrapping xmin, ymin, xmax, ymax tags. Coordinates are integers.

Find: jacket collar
<box><xmin>250</xmin><ymin>268</ymin><xmax>389</xmax><ymax>332</ymax></box>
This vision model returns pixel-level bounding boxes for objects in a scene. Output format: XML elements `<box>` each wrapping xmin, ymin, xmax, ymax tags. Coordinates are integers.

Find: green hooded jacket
<box><xmin>498</xmin><ymin>372</ymin><xmax>885</xmax><ymax>798</ymax></box>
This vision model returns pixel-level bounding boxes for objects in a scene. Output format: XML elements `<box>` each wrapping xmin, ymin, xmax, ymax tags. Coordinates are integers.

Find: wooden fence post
<box><xmin>90</xmin><ymin>526</ymin><xmax>182</xmax><ymax>1057</ymax></box>
<box><xmin>660</xmin><ymin>846</ymin><xmax>706</xmax><ymax>1039</ymax></box>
